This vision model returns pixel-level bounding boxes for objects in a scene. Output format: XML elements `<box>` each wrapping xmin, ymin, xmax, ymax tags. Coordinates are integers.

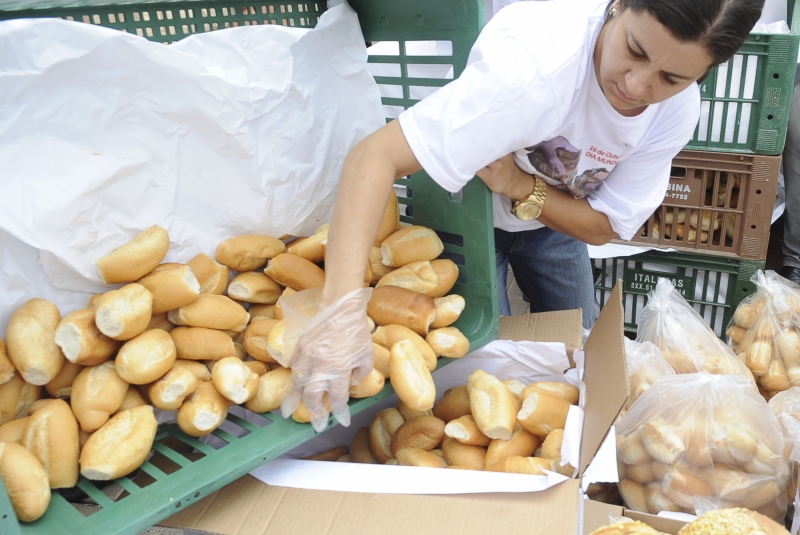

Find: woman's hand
<box><xmin>476</xmin><ymin>153</ymin><xmax>536</xmax><ymax>200</ymax></box>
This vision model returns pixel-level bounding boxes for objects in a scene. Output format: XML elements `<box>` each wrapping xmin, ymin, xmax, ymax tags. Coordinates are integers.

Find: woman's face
<box><xmin>594</xmin><ymin>6</ymin><xmax>714</xmax><ymax>116</ymax></box>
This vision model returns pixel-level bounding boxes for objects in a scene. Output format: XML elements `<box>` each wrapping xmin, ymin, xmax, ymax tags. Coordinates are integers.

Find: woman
<box><xmin>281</xmin><ymin>0</ymin><xmax>765</xmax><ymax>430</ymax></box>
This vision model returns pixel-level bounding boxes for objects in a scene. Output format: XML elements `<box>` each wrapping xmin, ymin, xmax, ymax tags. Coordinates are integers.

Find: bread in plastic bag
<box><xmin>636</xmin><ymin>278</ymin><xmax>755</xmax><ymax>387</ymax></box>
<box><xmin>616</xmin><ymin>373</ymin><xmax>789</xmax><ymax>521</ymax></box>
<box><xmin>769</xmin><ymin>386</ymin><xmax>800</xmax><ymax>522</ymax></box>
<box><xmin>623</xmin><ymin>338</ymin><xmax>674</xmax><ymax>412</ymax></box>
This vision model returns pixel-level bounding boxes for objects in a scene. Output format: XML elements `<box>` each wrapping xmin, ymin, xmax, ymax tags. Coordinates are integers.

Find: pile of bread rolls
<box><xmin>615</xmin><ymin>373</ymin><xmax>789</xmax><ymax>522</ymax></box>
<box><xmin>0</xmin><ymin>190</ymin><xmax>473</xmax><ymax>522</ymax></box>
<box><xmin>726</xmin><ymin>270</ymin><xmax>800</xmax><ymax>398</ymax></box>
<box><xmin>302</xmin><ymin>370</ymin><xmax>578</xmax><ymax>475</ymax></box>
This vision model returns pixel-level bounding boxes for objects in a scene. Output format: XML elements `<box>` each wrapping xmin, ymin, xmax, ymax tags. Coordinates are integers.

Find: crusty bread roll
<box><xmin>380</xmin><ymin>225</ymin><xmax>444</xmax><ymax>267</ymax></box>
<box><xmin>433</xmin><ymin>385</ymin><xmax>471</xmax><ymax>423</ymax></box>
<box><xmin>288</xmin><ymin>229</ymin><xmax>328</xmax><ymax>264</ymax></box>
<box><xmin>640</xmin><ymin>419</ymin><xmax>687</xmax><ymax>465</ymax></box>
<box><xmin>372</xmin><ymin>324</ymin><xmax>437</xmax><ymax>372</ymax></box>
<box><xmin>746</xmin><ymin>340</ymin><xmax>771</xmax><ymax>376</ymax></box>
<box><xmin>70</xmin><ymin>361</ymin><xmax>128</xmax><ymax>432</ymax></box>
<box><xmin>372</xmin><ymin>343</ymin><xmax>391</xmax><ymax>378</ymax></box>
<box><xmin>517</xmin><ymin>391</ymin><xmax>571</xmax><ymax>437</ymax></box>
<box><xmin>187</xmin><ymin>253</ymin><xmax>229</xmax><ymax>295</ymax></box>
<box><xmin>94</xmin><ymin>284</ymin><xmax>153</xmax><ymax>341</ymax></box>
<box><xmin>426</xmin><ymin>327</ymin><xmax>469</xmax><ymax>359</ymax></box>
<box><xmin>0</xmin><ymin>340</ymin><xmax>15</xmax><ymax>386</ymax></box>
<box><xmin>367</xmin><ymin>286</ymin><xmax>437</xmax><ymax>336</ymax></box>
<box><xmin>350</xmin><ymin>368</ymin><xmax>385</xmax><ymax>398</ymax></box>
<box><xmin>426</xmin><ymin>447</ymin><xmax>448</xmax><ymax>467</ymax></box>
<box><xmin>645</xmin><ymin>482</ymin><xmax>681</xmax><ymax>513</ymax></box>
<box><xmin>177</xmin><ymin>381</ymin><xmax>230</xmax><ymax>437</ymax></box>
<box><xmin>215</xmin><ymin>234</ymin><xmax>285</xmax><ymax>271</ymax></box>
<box><xmin>54</xmin><ymin>308</ymin><xmax>120</xmax><ymax>366</ymax></box>
<box><xmin>227</xmin><ymin>272</ymin><xmax>283</xmax><ymax>305</ymax></box>
<box><xmin>80</xmin><ymin>405</ymin><xmax>158</xmax><ymax>480</ymax></box>
<box><xmin>350</xmin><ymin>427</ymin><xmax>379</xmax><ymax>464</ymax></box>
<box><xmin>430</xmin><ymin>295</ymin><xmax>465</xmax><ymax>329</ymax></box>
<box><xmin>369</xmin><ymin>407</ymin><xmax>406</xmax><ymax>463</ymax></box>
<box><xmin>484</xmin><ymin>424</ymin><xmax>540</xmax><ymax>466</ymax></box>
<box><xmin>243</xmin><ymin>361</ymin><xmax>269</xmax><ymax>376</ymax></box>
<box><xmin>26</xmin><ymin>399</ymin><xmax>49</xmax><ymax>416</ymax></box>
<box><xmin>170</xmin><ymin>326</ymin><xmax>238</xmax><ymax>361</ymax></box>
<box><xmin>147</xmin><ymin>367</ymin><xmax>199</xmax><ymax>411</ymax></box>
<box><xmin>761</xmin><ymin>358</ymin><xmax>790</xmax><ymax>391</ymax></box>
<box><xmin>0</xmin><ymin>417</ymin><xmax>28</xmax><ymax>444</ymax></box>
<box><xmin>676</xmin><ymin>507</ymin><xmax>789</xmax><ymax>535</ymax></box>
<box><xmin>396</xmin><ymin>400</ymin><xmax>433</xmax><ymax>421</ymax></box>
<box><xmin>292</xmin><ymin>394</ymin><xmax>330</xmax><ymax>423</ymax></box>
<box><xmin>440</xmin><ymin>436</ymin><xmax>485</xmax><ymax>470</ymax></box>
<box><xmin>395</xmin><ymin>447</ymin><xmax>443</xmax><ymax>468</ymax></box>
<box><xmin>272</xmin><ymin>288</ymin><xmax>295</xmax><ymax>321</ymax></box>
<box><xmin>168</xmin><ymin>294</ymin><xmax>249</xmax><ymax>333</ymax></box>
<box><xmin>733</xmin><ymin>299</ymin><xmax>766</xmax><ymax>329</ymax></box>
<box><xmin>146</xmin><ymin>312</ymin><xmax>175</xmax><ymax>332</ymax></box>
<box><xmin>520</xmin><ymin>381</ymin><xmax>579</xmax><ymax>405</ymax></box>
<box><xmin>6</xmin><ymin>298</ymin><xmax>65</xmax><ymax>385</ymax></box>
<box><xmin>502</xmin><ymin>379</ymin><xmax>526</xmax><ymax>403</ymax></box>
<box><xmin>484</xmin><ymin>456</ymin><xmax>555</xmax><ymax>475</ymax></box>
<box><xmin>369</xmin><ymin>246</ymin><xmax>396</xmax><ymax>286</ymax></box>
<box><xmin>389</xmin><ymin>339</ymin><xmax>436</xmax><ymax>411</ymax></box>
<box><xmin>266</xmin><ymin>319</ymin><xmax>289</xmax><ymax>367</ymax></box>
<box><xmin>22</xmin><ymin>399</ymin><xmax>79</xmax><ymax>488</ymax></box>
<box><xmin>389</xmin><ymin>415</ymin><xmax>445</xmax><ymax>456</ymax></box>
<box><xmin>617</xmin><ymin>433</ymin><xmax>652</xmax><ymax>465</ymax></box>
<box><xmin>0</xmin><ymin>442</ymin><xmax>50</xmax><ymax>522</ymax></box>
<box><xmin>211</xmin><ymin>357</ymin><xmax>259</xmax><ymax>404</ymax></box>
<box><xmin>444</xmin><ymin>414</ymin><xmax>491</xmax><ymax>446</ymax></box>
<box><xmin>136</xmin><ymin>263</ymin><xmax>200</xmax><ymax>314</ymax></box>
<box><xmin>375</xmin><ymin>189</ymin><xmax>400</xmax><ymax>246</ymax></box>
<box><xmin>248</xmin><ymin>304</ymin><xmax>275</xmax><ymax>322</ymax></box>
<box><xmin>376</xmin><ymin>261</ymin><xmax>439</xmax><ymax>296</ymax></box>
<box><xmin>303</xmin><ymin>446</ymin><xmax>347</xmax><ymax>462</ymax></box>
<box><xmin>263</xmin><ymin>253</ymin><xmax>325</xmax><ymax>291</ymax></box>
<box><xmin>467</xmin><ymin>370</ymin><xmax>517</xmax><ymax>440</ymax></box>
<box><xmin>115</xmin><ymin>329</ymin><xmax>176</xmax><ymax>384</ymax></box>
<box><xmin>44</xmin><ymin>360</ymin><xmax>83</xmax><ymax>399</ymax></box>
<box><xmin>243</xmin><ymin>319</ymin><xmax>280</xmax><ymax>363</ymax></box>
<box><xmin>429</xmin><ymin>259</ymin><xmax>459</xmax><ymax>298</ymax></box>
<box><xmin>0</xmin><ymin>374</ymin><xmax>41</xmax><ymax>425</ymax></box>
<box><xmin>96</xmin><ymin>225</ymin><xmax>170</xmax><ymax>284</ymax></box>
<box><xmin>244</xmin><ymin>367</ymin><xmax>291</xmax><ymax>413</ymax></box>
<box><xmin>171</xmin><ymin>359</ymin><xmax>212</xmax><ymax>381</ymax></box>
<box><xmin>116</xmin><ymin>385</ymin><xmax>148</xmax><ymax>413</ymax></box>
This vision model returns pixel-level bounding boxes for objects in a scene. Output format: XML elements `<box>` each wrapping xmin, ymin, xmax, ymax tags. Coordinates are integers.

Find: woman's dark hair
<box><xmin>606</xmin><ymin>0</ymin><xmax>765</xmax><ymax>66</ymax></box>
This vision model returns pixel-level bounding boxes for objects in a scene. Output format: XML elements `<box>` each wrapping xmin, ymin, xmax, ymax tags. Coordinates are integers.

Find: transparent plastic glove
<box><xmin>279</xmin><ymin>286</ymin><xmax>374</xmax><ymax>432</ymax></box>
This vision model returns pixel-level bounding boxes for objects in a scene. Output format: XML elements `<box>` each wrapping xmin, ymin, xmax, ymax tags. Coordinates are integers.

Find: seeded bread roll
<box><xmin>441</xmin><ymin>436</ymin><xmax>485</xmax><ymax>470</ymax></box>
<box><xmin>429</xmin><ymin>259</ymin><xmax>459</xmax><ymax>298</ymax></box>
<box><xmin>95</xmin><ymin>225</ymin><xmax>170</xmax><ymax>284</ymax></box>
<box><xmin>80</xmin><ymin>405</ymin><xmax>158</xmax><ymax>480</ymax></box>
<box><xmin>389</xmin><ymin>339</ymin><xmax>436</xmax><ymax>411</ymax></box>
<box><xmin>444</xmin><ymin>414</ymin><xmax>491</xmax><ymax>446</ymax></box>
<box><xmin>215</xmin><ymin>235</ymin><xmax>286</xmax><ymax>271</ymax></box>
<box><xmin>116</xmin><ymin>385</ymin><xmax>148</xmax><ymax>413</ymax></box>
<box><xmin>0</xmin><ymin>417</ymin><xmax>28</xmax><ymax>444</ymax></box>
<box><xmin>244</xmin><ymin>367</ymin><xmax>292</xmax><ymax>413</ymax></box>
<box><xmin>367</xmin><ymin>286</ymin><xmax>437</xmax><ymax>336</ymax></box>
<box><xmin>369</xmin><ymin>407</ymin><xmax>406</xmax><ymax>463</ymax></box>
<box><xmin>94</xmin><ymin>284</ymin><xmax>153</xmax><ymax>341</ymax></box>
<box><xmin>426</xmin><ymin>327</ymin><xmax>470</xmax><ymax>359</ymax></box>
<box><xmin>376</xmin><ymin>261</ymin><xmax>439</xmax><ymax>296</ymax></box>
<box><xmin>484</xmin><ymin>424</ymin><xmax>540</xmax><ymax>466</ymax></box>
<box><xmin>380</xmin><ymin>226</ymin><xmax>444</xmax><ymax>268</ymax></box>
<box><xmin>677</xmin><ymin>507</ymin><xmax>789</xmax><ymax>535</ymax></box>
<box><xmin>22</xmin><ymin>399</ymin><xmax>79</xmax><ymax>488</ymax></box>
<box><xmin>467</xmin><ymin>370</ymin><xmax>517</xmax><ymax>440</ymax></box>
<box><xmin>170</xmin><ymin>326</ymin><xmax>238</xmax><ymax>361</ymax></box>
<box><xmin>227</xmin><ymin>272</ymin><xmax>283</xmax><ymax>305</ymax></box>
<box><xmin>137</xmin><ymin>263</ymin><xmax>201</xmax><ymax>314</ymax></box>
<box><xmin>375</xmin><ymin>189</ymin><xmax>400</xmax><ymax>246</ymax></box>
<box><xmin>177</xmin><ymin>381</ymin><xmax>230</xmax><ymax>437</ymax></box>
<box><xmin>263</xmin><ymin>253</ymin><xmax>325</xmax><ymax>291</ymax></box>
<box><xmin>54</xmin><ymin>308</ymin><xmax>120</xmax><ymax>367</ymax></box>
<box><xmin>211</xmin><ymin>357</ymin><xmax>259</xmax><ymax>404</ymax></box>
<box><xmin>0</xmin><ymin>340</ymin><xmax>15</xmax><ymax>386</ymax></box>
<box><xmin>372</xmin><ymin>324</ymin><xmax>437</xmax><ymax>372</ymax></box>
<box><xmin>147</xmin><ymin>367</ymin><xmax>199</xmax><ymax>411</ymax></box>
<box><xmin>430</xmin><ymin>295</ymin><xmax>465</xmax><ymax>329</ymax></box>
<box><xmin>6</xmin><ymin>298</ymin><xmax>65</xmax><ymax>385</ymax></box>
<box><xmin>390</xmin><ymin>415</ymin><xmax>446</xmax><ymax>456</ymax></box>
<box><xmin>433</xmin><ymin>385</ymin><xmax>472</xmax><ymax>423</ymax></box>
<box><xmin>288</xmin><ymin>229</ymin><xmax>328</xmax><ymax>264</ymax></box>
<box><xmin>520</xmin><ymin>381</ymin><xmax>580</xmax><ymax>405</ymax></box>
<box><xmin>350</xmin><ymin>427</ymin><xmax>379</xmax><ymax>464</ymax></box>
<box><xmin>369</xmin><ymin>246</ymin><xmax>396</xmax><ymax>286</ymax></box>
<box><xmin>115</xmin><ymin>329</ymin><xmax>177</xmax><ymax>384</ymax></box>
<box><xmin>171</xmin><ymin>359</ymin><xmax>212</xmax><ymax>381</ymax></box>
<box><xmin>0</xmin><ymin>442</ymin><xmax>50</xmax><ymax>522</ymax></box>
<box><xmin>517</xmin><ymin>391</ymin><xmax>572</xmax><ymax>437</ymax></box>
<box><xmin>168</xmin><ymin>294</ymin><xmax>249</xmax><ymax>333</ymax></box>
<box><xmin>350</xmin><ymin>368</ymin><xmax>385</xmax><ymax>398</ymax></box>
<box><xmin>70</xmin><ymin>361</ymin><xmax>129</xmax><ymax>432</ymax></box>
<box><xmin>0</xmin><ymin>374</ymin><xmax>41</xmax><ymax>425</ymax></box>
<box><xmin>396</xmin><ymin>400</ymin><xmax>433</xmax><ymax>421</ymax></box>
<box><xmin>243</xmin><ymin>319</ymin><xmax>280</xmax><ymax>363</ymax></box>
<box><xmin>187</xmin><ymin>253</ymin><xmax>229</xmax><ymax>295</ymax></box>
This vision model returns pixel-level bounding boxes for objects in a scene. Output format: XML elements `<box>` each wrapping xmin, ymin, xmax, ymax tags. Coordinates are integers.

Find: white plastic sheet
<box><xmin>0</xmin><ymin>3</ymin><xmax>384</xmax><ymax>332</ymax></box>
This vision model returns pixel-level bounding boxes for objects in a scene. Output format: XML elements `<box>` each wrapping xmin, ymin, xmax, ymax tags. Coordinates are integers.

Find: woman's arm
<box><xmin>321</xmin><ymin>120</ymin><xmax>423</xmax><ymax>307</ymax></box>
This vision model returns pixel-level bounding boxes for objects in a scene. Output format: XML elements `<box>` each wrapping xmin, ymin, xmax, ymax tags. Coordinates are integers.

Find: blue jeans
<box><xmin>495</xmin><ymin>227</ymin><xmax>598</xmax><ymax>330</ymax></box>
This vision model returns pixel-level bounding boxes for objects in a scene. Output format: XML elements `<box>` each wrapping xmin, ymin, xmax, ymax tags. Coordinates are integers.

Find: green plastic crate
<box><xmin>594</xmin><ymin>250</ymin><xmax>764</xmax><ymax>338</ymax></box>
<box><xmin>685</xmin><ymin>0</ymin><xmax>800</xmax><ymax>154</ymax></box>
<box><xmin>0</xmin><ymin>1</ymin><xmax>498</xmax><ymax>533</ymax></box>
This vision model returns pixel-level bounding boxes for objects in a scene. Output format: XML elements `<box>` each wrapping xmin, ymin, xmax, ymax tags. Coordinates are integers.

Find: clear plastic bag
<box><xmin>278</xmin><ymin>286</ymin><xmax>375</xmax><ymax>432</ymax></box>
<box><xmin>636</xmin><ymin>278</ymin><xmax>755</xmax><ymax>386</ymax></box>
<box><xmin>616</xmin><ymin>373</ymin><xmax>789</xmax><ymax>521</ymax></box>
<box><xmin>623</xmin><ymin>338</ymin><xmax>675</xmax><ymax>411</ymax></box>
<box><xmin>769</xmin><ymin>387</ymin><xmax>800</xmax><ymax>523</ymax></box>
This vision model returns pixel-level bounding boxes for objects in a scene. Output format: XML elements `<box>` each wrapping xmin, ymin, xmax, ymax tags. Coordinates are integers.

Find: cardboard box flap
<box><xmin>499</xmin><ymin>308</ymin><xmax>583</xmax><ymax>350</ymax></box>
<box><xmin>579</xmin><ymin>280</ymin><xmax>628</xmax><ymax>477</ymax></box>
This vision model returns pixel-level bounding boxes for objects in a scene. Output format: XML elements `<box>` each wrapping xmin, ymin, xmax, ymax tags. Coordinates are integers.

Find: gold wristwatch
<box><xmin>511</xmin><ymin>175</ymin><xmax>547</xmax><ymax>220</ymax></box>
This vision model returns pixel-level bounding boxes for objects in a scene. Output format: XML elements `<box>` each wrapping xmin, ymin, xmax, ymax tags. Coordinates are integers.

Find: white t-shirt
<box><xmin>398</xmin><ymin>0</ymin><xmax>701</xmax><ymax>241</ymax></box>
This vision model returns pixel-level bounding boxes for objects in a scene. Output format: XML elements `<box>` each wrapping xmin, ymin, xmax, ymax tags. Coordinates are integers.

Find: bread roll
<box><xmin>116</xmin><ymin>385</ymin><xmax>148</xmax><ymax>413</ymax></box>
<box><xmin>517</xmin><ymin>392</ymin><xmax>571</xmax><ymax>436</ymax></box>
<box><xmin>168</xmin><ymin>294</ymin><xmax>249</xmax><ymax>333</ymax></box>
<box><xmin>303</xmin><ymin>446</ymin><xmax>347</xmax><ymax>462</ymax></box>
<box><xmin>619</xmin><ymin>479</ymin><xmax>649</xmax><ymax>512</ymax></box>
<box><xmin>540</xmin><ymin>428</ymin><xmax>565</xmax><ymax>460</ymax></box>
<box><xmin>171</xmin><ymin>359</ymin><xmax>212</xmax><ymax>381</ymax></box>
<box><xmin>430</xmin><ymin>295</ymin><xmax>465</xmax><ymax>329</ymax></box>
<box><xmin>745</xmin><ymin>340</ymin><xmax>772</xmax><ymax>376</ymax></box>
<box><xmin>115</xmin><ymin>329</ymin><xmax>176</xmax><ymax>384</ymax></box>
<box><xmin>627</xmin><ymin>462</ymin><xmax>655</xmax><ymax>485</ymax></box>
<box><xmin>390</xmin><ymin>415</ymin><xmax>446</xmax><ymax>456</ymax></box>
<box><xmin>22</xmin><ymin>399</ymin><xmax>79</xmax><ymax>488</ymax></box>
<box><xmin>245</xmin><ymin>367</ymin><xmax>292</xmax><ymax>413</ymax></box>
<box><xmin>645</xmin><ymin>482</ymin><xmax>681</xmax><ymax>513</ymax></box>
<box><xmin>186</xmin><ymin>253</ymin><xmax>229</xmax><ymax>295</ymax></box>
<box><xmin>0</xmin><ymin>442</ymin><xmax>50</xmax><ymax>522</ymax></box>
<box><xmin>350</xmin><ymin>368</ymin><xmax>385</xmax><ymax>398</ymax></box>
<box><xmin>369</xmin><ymin>246</ymin><xmax>396</xmax><ymax>286</ymax></box>
<box><xmin>227</xmin><ymin>272</ymin><xmax>283</xmax><ymax>305</ymax></box>
<box><xmin>733</xmin><ymin>299</ymin><xmax>766</xmax><ymax>329</ymax></box>
<box><xmin>444</xmin><ymin>415</ymin><xmax>491</xmax><ymax>446</ymax></box>
<box><xmin>271</xmin><ymin>288</ymin><xmax>295</xmax><ymax>321</ymax></box>
<box><xmin>26</xmin><ymin>399</ymin><xmax>49</xmax><ymax>416</ymax></box>
<box><xmin>288</xmin><ymin>229</ymin><xmax>328</xmax><ymax>264</ymax></box>
<box><xmin>395</xmin><ymin>447</ymin><xmax>443</xmax><ymax>468</ymax></box>
<box><xmin>617</xmin><ymin>432</ymin><xmax>652</xmax><ymax>465</ymax></box>
<box><xmin>380</xmin><ymin>226</ymin><xmax>444</xmax><ymax>267</ymax></box>
<box><xmin>676</xmin><ymin>507</ymin><xmax>789</xmax><ymax>535</ymax></box>
<box><xmin>135</xmin><ymin>263</ymin><xmax>200</xmax><ymax>314</ymax></box>
<box><xmin>484</xmin><ymin>456</ymin><xmax>555</xmax><ymax>475</ymax></box>
<box><xmin>396</xmin><ymin>400</ymin><xmax>433</xmax><ymax>421</ymax></box>
<box><xmin>368</xmin><ymin>286</ymin><xmax>437</xmax><ymax>336</ymax></box>
<box><xmin>429</xmin><ymin>259</ymin><xmax>459</xmax><ymax>298</ymax></box>
<box><xmin>6</xmin><ymin>298</ymin><xmax>65</xmax><ymax>385</ymax></box>
<box><xmin>441</xmin><ymin>436</ymin><xmax>485</xmax><ymax>470</ymax></box>
<box><xmin>243</xmin><ymin>319</ymin><xmax>280</xmax><ymax>363</ymax></box>
<box><xmin>373</xmin><ymin>343</ymin><xmax>391</xmax><ymax>378</ymax></box>
<box><xmin>426</xmin><ymin>327</ymin><xmax>469</xmax><ymax>359</ymax></box>
<box><xmin>0</xmin><ymin>374</ymin><xmax>41</xmax><ymax>425</ymax></box>
<box><xmin>0</xmin><ymin>417</ymin><xmax>27</xmax><ymax>444</ymax></box>
<box><xmin>0</xmin><ymin>340</ymin><xmax>14</xmax><ymax>386</ymax></box>
<box><xmin>350</xmin><ymin>427</ymin><xmax>379</xmax><ymax>464</ymax></box>
<box><xmin>80</xmin><ymin>405</ymin><xmax>157</xmax><ymax>480</ymax></box>
<box><xmin>375</xmin><ymin>189</ymin><xmax>400</xmax><ymax>246</ymax></box>
<box><xmin>146</xmin><ymin>312</ymin><xmax>175</xmax><ymax>333</ymax></box>
<box><xmin>94</xmin><ymin>284</ymin><xmax>153</xmax><ymax>341</ymax></box>
<box><xmin>211</xmin><ymin>357</ymin><xmax>259</xmax><ymax>404</ymax></box>
<box><xmin>263</xmin><ymin>253</ymin><xmax>325</xmax><ymax>291</ymax></box>
<box><xmin>147</xmin><ymin>367</ymin><xmax>199</xmax><ymax>411</ymax></box>
<box><xmin>291</xmin><ymin>394</ymin><xmax>330</xmax><ymax>423</ymax></box>
<box><xmin>369</xmin><ymin>407</ymin><xmax>406</xmax><ymax>463</ymax></box>
<box><xmin>70</xmin><ymin>361</ymin><xmax>128</xmax><ymax>432</ymax></box>
<box><xmin>215</xmin><ymin>235</ymin><xmax>285</xmax><ymax>271</ymax></box>
<box><xmin>177</xmin><ymin>381</ymin><xmax>230</xmax><ymax>437</ymax></box>
<box><xmin>433</xmin><ymin>385</ymin><xmax>471</xmax><ymax>423</ymax></box>
<box><xmin>54</xmin><ymin>308</ymin><xmax>120</xmax><ymax>366</ymax></box>
<box><xmin>762</xmin><ymin>358</ymin><xmax>790</xmax><ymax>392</ymax></box>
<box><xmin>640</xmin><ymin>418</ymin><xmax>686</xmax><ymax>465</ymax></box>
<box><xmin>389</xmin><ymin>340</ymin><xmax>436</xmax><ymax>411</ymax></box>
<box><xmin>44</xmin><ymin>360</ymin><xmax>83</xmax><ymax>399</ymax></box>
<box><xmin>243</xmin><ymin>361</ymin><xmax>269</xmax><ymax>376</ymax></box>
<box><xmin>727</xmin><ymin>325</ymin><xmax>746</xmax><ymax>346</ymax></box>
<box><xmin>249</xmin><ymin>304</ymin><xmax>275</xmax><ymax>322</ymax></box>
<box><xmin>484</xmin><ymin>424</ymin><xmax>540</xmax><ymax>466</ymax></box>
<box><xmin>376</xmin><ymin>261</ymin><xmax>439</xmax><ymax>296</ymax></box>
<box><xmin>466</xmin><ymin>370</ymin><xmax>517</xmax><ymax>440</ymax></box>
<box><xmin>265</xmin><ymin>319</ymin><xmax>290</xmax><ymax>367</ymax></box>
<box><xmin>520</xmin><ymin>381</ymin><xmax>579</xmax><ymax>405</ymax></box>
<box><xmin>170</xmin><ymin>326</ymin><xmax>238</xmax><ymax>361</ymax></box>
<box><xmin>372</xmin><ymin>324</ymin><xmax>437</xmax><ymax>372</ymax></box>
<box><xmin>96</xmin><ymin>225</ymin><xmax>170</xmax><ymax>284</ymax></box>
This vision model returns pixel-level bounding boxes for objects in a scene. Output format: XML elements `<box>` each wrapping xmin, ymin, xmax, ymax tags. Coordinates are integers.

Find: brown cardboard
<box><xmin>582</xmin><ymin>500</ymin><xmax>687</xmax><ymax>534</ymax></box>
<box><xmin>499</xmin><ymin>308</ymin><xmax>583</xmax><ymax>350</ymax></box>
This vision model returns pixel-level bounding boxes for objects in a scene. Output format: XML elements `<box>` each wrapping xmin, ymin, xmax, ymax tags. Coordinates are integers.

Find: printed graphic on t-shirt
<box><xmin>525</xmin><ymin>136</ymin><xmax>616</xmax><ymax>199</ymax></box>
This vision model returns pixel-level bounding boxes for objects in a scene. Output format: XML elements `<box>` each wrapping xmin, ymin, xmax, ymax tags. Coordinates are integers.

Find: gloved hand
<box><xmin>279</xmin><ymin>286</ymin><xmax>375</xmax><ymax>432</ymax></box>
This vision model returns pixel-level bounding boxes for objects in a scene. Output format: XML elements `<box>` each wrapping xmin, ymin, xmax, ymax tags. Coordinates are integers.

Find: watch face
<box><xmin>514</xmin><ymin>202</ymin><xmax>541</xmax><ymax>221</ymax></box>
